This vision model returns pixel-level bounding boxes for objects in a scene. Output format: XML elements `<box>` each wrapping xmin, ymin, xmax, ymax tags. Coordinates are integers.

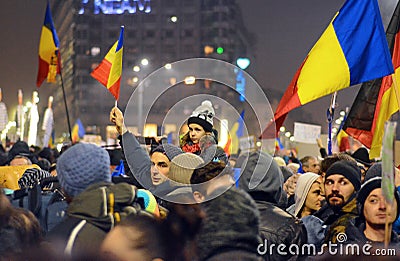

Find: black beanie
<box><xmin>325</xmin><ymin>160</ymin><xmax>361</xmax><ymax>191</ymax></box>
<box><xmin>357</xmin><ymin>177</ymin><xmax>400</xmax><ymax>220</ymax></box>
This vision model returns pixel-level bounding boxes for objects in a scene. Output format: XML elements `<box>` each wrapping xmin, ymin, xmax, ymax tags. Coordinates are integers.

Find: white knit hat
<box><xmin>187</xmin><ymin>100</ymin><xmax>215</xmax><ymax>132</ymax></box>
<box><xmin>294</xmin><ymin>172</ymin><xmax>320</xmax><ymax>217</ymax></box>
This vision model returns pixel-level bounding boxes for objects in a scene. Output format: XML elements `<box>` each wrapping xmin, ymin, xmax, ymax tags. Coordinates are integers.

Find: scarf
<box><xmin>182</xmin><ymin>143</ymin><xmax>201</xmax><ymax>154</ymax></box>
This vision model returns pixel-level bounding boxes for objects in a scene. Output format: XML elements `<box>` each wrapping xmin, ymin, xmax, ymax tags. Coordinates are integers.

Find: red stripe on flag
<box><xmin>91</xmin><ymin>59</ymin><xmax>112</xmax><ymax>87</ymax></box>
<box><xmin>108</xmin><ymin>78</ymin><xmax>121</xmax><ymax>100</ymax></box>
<box><xmin>36</xmin><ymin>57</ymin><xmax>50</xmax><ymax>87</ymax></box>
<box><xmin>260</xmin><ymin>59</ymin><xmax>305</xmax><ymax>138</ymax></box>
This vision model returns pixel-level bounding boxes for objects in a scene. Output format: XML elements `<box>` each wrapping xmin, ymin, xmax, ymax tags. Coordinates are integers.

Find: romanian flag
<box><xmin>91</xmin><ymin>26</ymin><xmax>124</xmax><ymax>100</ymax></box>
<box><xmin>335</xmin><ymin>130</ymin><xmax>350</xmax><ymax>152</ymax></box>
<box><xmin>48</xmin><ymin>129</ymin><xmax>56</xmax><ymax>148</ymax></box>
<box><xmin>36</xmin><ymin>1</ymin><xmax>60</xmax><ymax>87</ymax></box>
<box><xmin>275</xmin><ymin>137</ymin><xmax>284</xmax><ymax>151</ymax></box>
<box><xmin>224</xmin><ymin>110</ymin><xmax>244</xmax><ymax>156</ymax></box>
<box><xmin>71</xmin><ymin>119</ymin><xmax>85</xmax><ymax>143</ymax></box>
<box><xmin>261</xmin><ymin>0</ymin><xmax>394</xmax><ymax>138</ymax></box>
<box><xmin>343</xmin><ymin>2</ymin><xmax>400</xmax><ymax>159</ymax></box>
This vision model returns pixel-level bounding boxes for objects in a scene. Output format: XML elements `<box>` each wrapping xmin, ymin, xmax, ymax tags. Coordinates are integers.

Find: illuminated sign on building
<box><xmin>236</xmin><ymin>69</ymin><xmax>246</xmax><ymax>102</ymax></box>
<box><xmin>79</xmin><ymin>0</ymin><xmax>151</xmax><ymax>15</ymax></box>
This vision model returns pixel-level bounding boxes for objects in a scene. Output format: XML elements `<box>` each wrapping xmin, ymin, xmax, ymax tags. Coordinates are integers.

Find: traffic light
<box><xmin>216</xmin><ymin>46</ymin><xmax>224</xmax><ymax>54</ymax></box>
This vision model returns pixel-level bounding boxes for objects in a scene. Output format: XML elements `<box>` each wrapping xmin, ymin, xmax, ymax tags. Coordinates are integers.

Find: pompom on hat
<box><xmin>187</xmin><ymin>100</ymin><xmax>215</xmax><ymax>132</ymax></box>
<box><xmin>56</xmin><ymin>143</ymin><xmax>111</xmax><ymax>197</ymax></box>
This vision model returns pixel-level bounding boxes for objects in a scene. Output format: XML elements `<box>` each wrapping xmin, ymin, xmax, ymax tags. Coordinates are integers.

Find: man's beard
<box><xmin>327</xmin><ymin>193</ymin><xmax>345</xmax><ymax>211</ymax></box>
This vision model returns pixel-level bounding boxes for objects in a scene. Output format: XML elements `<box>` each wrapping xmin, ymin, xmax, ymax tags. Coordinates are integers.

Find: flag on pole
<box><xmin>224</xmin><ymin>110</ymin><xmax>244</xmax><ymax>156</ymax></box>
<box><xmin>72</xmin><ymin>119</ymin><xmax>85</xmax><ymax>143</ymax></box>
<box><xmin>112</xmin><ymin>159</ymin><xmax>125</xmax><ymax>177</ymax></box>
<box><xmin>343</xmin><ymin>2</ymin><xmax>400</xmax><ymax>159</ymax></box>
<box><xmin>91</xmin><ymin>26</ymin><xmax>124</xmax><ymax>100</ymax></box>
<box><xmin>261</xmin><ymin>0</ymin><xmax>394</xmax><ymax>138</ymax></box>
<box><xmin>275</xmin><ymin>137</ymin><xmax>284</xmax><ymax>151</ymax></box>
<box><xmin>36</xmin><ymin>1</ymin><xmax>60</xmax><ymax>87</ymax></box>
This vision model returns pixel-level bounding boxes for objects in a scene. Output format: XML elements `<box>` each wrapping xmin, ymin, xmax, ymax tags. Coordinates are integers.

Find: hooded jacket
<box><xmin>196</xmin><ymin>187</ymin><xmax>262</xmax><ymax>261</ymax></box>
<box><xmin>238</xmin><ymin>151</ymin><xmax>307</xmax><ymax>261</ymax></box>
<box><xmin>45</xmin><ymin>182</ymin><xmax>143</xmax><ymax>258</ymax></box>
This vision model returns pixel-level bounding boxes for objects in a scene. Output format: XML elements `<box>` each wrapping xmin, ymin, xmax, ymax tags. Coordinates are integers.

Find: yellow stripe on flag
<box><xmin>104</xmin><ymin>41</ymin><xmax>123</xmax><ymax>88</ymax></box>
<box><xmin>39</xmin><ymin>26</ymin><xmax>58</xmax><ymax>64</ymax></box>
<box><xmin>298</xmin><ymin>22</ymin><xmax>350</xmax><ymax>104</ymax></box>
<box><xmin>370</xmin><ymin>77</ymin><xmax>400</xmax><ymax>158</ymax></box>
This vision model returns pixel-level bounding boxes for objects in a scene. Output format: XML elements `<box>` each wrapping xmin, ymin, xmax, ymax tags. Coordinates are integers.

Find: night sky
<box><xmin>0</xmin><ymin>0</ymin><xmax>397</xmax><ymax>134</ymax></box>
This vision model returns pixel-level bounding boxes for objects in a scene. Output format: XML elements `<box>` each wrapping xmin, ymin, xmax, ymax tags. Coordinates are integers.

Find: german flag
<box><xmin>343</xmin><ymin>2</ymin><xmax>400</xmax><ymax>159</ymax></box>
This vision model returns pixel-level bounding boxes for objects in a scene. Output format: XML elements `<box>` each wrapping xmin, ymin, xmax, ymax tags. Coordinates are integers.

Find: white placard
<box><xmin>293</xmin><ymin>122</ymin><xmax>321</xmax><ymax>144</ymax></box>
<box><xmin>239</xmin><ymin>135</ymin><xmax>256</xmax><ymax>152</ymax></box>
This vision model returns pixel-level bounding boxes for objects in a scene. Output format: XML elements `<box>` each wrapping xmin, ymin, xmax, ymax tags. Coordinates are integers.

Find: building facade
<box><xmin>50</xmin><ymin>0</ymin><xmax>253</xmax><ymax>141</ymax></box>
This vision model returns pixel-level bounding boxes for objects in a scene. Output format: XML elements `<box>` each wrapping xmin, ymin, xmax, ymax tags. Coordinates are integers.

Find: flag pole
<box><xmin>384</xmin><ymin>200</ymin><xmax>393</xmax><ymax>248</ymax></box>
<box><xmin>327</xmin><ymin>92</ymin><xmax>337</xmax><ymax>155</ymax></box>
<box><xmin>57</xmin><ymin>50</ymin><xmax>72</xmax><ymax>142</ymax></box>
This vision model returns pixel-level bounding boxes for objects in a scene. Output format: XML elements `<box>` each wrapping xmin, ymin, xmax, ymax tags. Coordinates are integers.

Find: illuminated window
<box><xmin>90</xmin><ymin>47</ymin><xmax>100</xmax><ymax>56</ymax></box>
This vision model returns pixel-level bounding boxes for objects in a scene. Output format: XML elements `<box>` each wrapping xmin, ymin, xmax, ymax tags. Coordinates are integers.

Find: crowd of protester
<box><xmin>1</xmin><ymin>100</ymin><xmax>400</xmax><ymax>260</ymax></box>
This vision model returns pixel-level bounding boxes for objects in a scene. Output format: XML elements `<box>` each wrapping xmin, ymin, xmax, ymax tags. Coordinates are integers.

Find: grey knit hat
<box><xmin>150</xmin><ymin>143</ymin><xmax>183</xmax><ymax>161</ymax></box>
<box><xmin>56</xmin><ymin>143</ymin><xmax>111</xmax><ymax>197</ymax></box>
<box><xmin>187</xmin><ymin>100</ymin><xmax>215</xmax><ymax>132</ymax></box>
<box><xmin>294</xmin><ymin>172</ymin><xmax>320</xmax><ymax>217</ymax></box>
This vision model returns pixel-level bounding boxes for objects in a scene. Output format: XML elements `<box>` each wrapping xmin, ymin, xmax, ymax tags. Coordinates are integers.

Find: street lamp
<box><xmin>141</xmin><ymin>58</ymin><xmax>149</xmax><ymax>66</ymax></box>
<box><xmin>184</xmin><ymin>76</ymin><xmax>196</xmax><ymax>85</ymax></box>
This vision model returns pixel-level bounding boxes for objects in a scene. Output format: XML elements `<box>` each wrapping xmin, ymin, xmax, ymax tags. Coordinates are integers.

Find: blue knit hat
<box><xmin>57</xmin><ymin>143</ymin><xmax>111</xmax><ymax>197</ymax></box>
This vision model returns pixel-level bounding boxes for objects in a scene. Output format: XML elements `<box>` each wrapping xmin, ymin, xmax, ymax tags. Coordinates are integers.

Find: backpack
<box><xmin>9</xmin><ymin>176</ymin><xmax>67</xmax><ymax>234</ymax></box>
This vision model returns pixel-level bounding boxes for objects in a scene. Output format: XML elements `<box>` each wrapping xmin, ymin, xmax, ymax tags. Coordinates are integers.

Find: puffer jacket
<box><xmin>45</xmin><ymin>182</ymin><xmax>143</xmax><ymax>258</ymax></box>
<box><xmin>238</xmin><ymin>151</ymin><xmax>307</xmax><ymax>261</ymax></box>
